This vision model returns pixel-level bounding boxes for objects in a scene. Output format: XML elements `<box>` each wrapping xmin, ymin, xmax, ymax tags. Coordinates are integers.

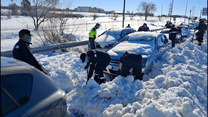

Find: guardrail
<box><xmin>150</xmin><ymin>27</ymin><xmax>166</xmax><ymax>32</ymax></box>
<box><xmin>1</xmin><ymin>40</ymin><xmax>88</xmax><ymax>57</ymax></box>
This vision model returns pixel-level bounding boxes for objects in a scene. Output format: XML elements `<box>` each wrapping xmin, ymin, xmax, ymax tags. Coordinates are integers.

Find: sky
<box><xmin>1</xmin><ymin>0</ymin><xmax>207</xmax><ymax>17</ymax></box>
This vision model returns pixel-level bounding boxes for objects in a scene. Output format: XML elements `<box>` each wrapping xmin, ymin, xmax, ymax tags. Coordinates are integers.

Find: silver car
<box><xmin>1</xmin><ymin>57</ymin><xmax>70</xmax><ymax>117</ymax></box>
<box><xmin>107</xmin><ymin>32</ymin><xmax>170</xmax><ymax>74</ymax></box>
<box><xmin>88</xmin><ymin>28</ymin><xmax>136</xmax><ymax>51</ymax></box>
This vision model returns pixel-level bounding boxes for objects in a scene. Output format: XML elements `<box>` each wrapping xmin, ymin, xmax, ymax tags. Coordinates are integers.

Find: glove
<box><xmin>84</xmin><ymin>65</ymin><xmax>89</xmax><ymax>69</ymax></box>
<box><xmin>84</xmin><ymin>62</ymin><xmax>90</xmax><ymax>69</ymax></box>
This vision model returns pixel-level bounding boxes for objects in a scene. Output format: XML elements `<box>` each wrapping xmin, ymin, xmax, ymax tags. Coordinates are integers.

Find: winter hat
<box><xmin>95</xmin><ymin>23</ymin><xmax>100</xmax><ymax>28</ymax></box>
<box><xmin>19</xmin><ymin>29</ymin><xmax>32</xmax><ymax>36</ymax></box>
<box><xmin>80</xmin><ymin>53</ymin><xmax>87</xmax><ymax>63</ymax></box>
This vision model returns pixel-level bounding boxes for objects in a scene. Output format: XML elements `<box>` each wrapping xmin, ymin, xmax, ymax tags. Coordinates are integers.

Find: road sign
<box><xmin>202</xmin><ymin>8</ymin><xmax>207</xmax><ymax>16</ymax></box>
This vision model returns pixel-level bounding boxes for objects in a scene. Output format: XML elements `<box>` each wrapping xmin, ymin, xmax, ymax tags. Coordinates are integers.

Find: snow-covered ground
<box><xmin>1</xmin><ymin>15</ymin><xmax>207</xmax><ymax>117</ymax></box>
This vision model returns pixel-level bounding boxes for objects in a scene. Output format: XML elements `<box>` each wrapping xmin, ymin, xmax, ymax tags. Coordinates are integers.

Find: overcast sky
<box><xmin>1</xmin><ymin>0</ymin><xmax>207</xmax><ymax>17</ymax></box>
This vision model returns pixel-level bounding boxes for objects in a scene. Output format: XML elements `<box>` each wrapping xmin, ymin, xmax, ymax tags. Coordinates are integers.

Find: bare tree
<box><xmin>22</xmin><ymin>0</ymin><xmax>59</xmax><ymax>31</ymax></box>
<box><xmin>9</xmin><ymin>3</ymin><xmax>19</xmax><ymax>15</ymax></box>
<box><xmin>21</xmin><ymin>0</ymin><xmax>31</xmax><ymax>16</ymax></box>
<box><xmin>137</xmin><ymin>1</ymin><xmax>156</xmax><ymax>20</ymax></box>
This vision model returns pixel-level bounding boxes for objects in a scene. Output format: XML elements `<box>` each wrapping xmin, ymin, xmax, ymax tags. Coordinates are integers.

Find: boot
<box><xmin>94</xmin><ymin>75</ymin><xmax>104</xmax><ymax>84</ymax></box>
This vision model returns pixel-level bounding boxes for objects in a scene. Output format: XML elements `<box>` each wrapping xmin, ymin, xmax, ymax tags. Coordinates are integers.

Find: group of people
<box><xmin>12</xmin><ymin>18</ymin><xmax>206</xmax><ymax>85</ymax></box>
<box><xmin>84</xmin><ymin>23</ymin><xmax>144</xmax><ymax>84</ymax></box>
<box><xmin>166</xmin><ymin>19</ymin><xmax>207</xmax><ymax>47</ymax></box>
<box><xmin>126</xmin><ymin>23</ymin><xmax>150</xmax><ymax>32</ymax></box>
<box><xmin>80</xmin><ymin>50</ymin><xmax>143</xmax><ymax>84</ymax></box>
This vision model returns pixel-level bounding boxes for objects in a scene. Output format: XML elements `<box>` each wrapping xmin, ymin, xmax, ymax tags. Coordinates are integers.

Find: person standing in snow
<box><xmin>80</xmin><ymin>50</ymin><xmax>111</xmax><ymax>84</ymax></box>
<box><xmin>138</xmin><ymin>23</ymin><xmax>150</xmax><ymax>31</ymax></box>
<box><xmin>89</xmin><ymin>23</ymin><xmax>100</xmax><ymax>49</ymax></box>
<box><xmin>165</xmin><ymin>21</ymin><xmax>172</xmax><ymax>28</ymax></box>
<box><xmin>126</xmin><ymin>24</ymin><xmax>131</xmax><ymax>28</ymax></box>
<box><xmin>169</xmin><ymin>25</ymin><xmax>180</xmax><ymax>47</ymax></box>
<box><xmin>119</xmin><ymin>52</ymin><xmax>143</xmax><ymax>81</ymax></box>
<box><xmin>194</xmin><ymin>19</ymin><xmax>207</xmax><ymax>46</ymax></box>
<box><xmin>13</xmin><ymin>29</ymin><xmax>48</xmax><ymax>75</ymax></box>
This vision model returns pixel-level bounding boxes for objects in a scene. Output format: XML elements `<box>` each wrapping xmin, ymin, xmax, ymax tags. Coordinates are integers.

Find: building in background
<box><xmin>74</xmin><ymin>6</ymin><xmax>105</xmax><ymax>13</ymax></box>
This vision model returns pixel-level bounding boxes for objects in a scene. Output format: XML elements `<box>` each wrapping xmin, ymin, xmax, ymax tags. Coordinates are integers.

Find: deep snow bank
<box><xmin>66</xmin><ymin>34</ymin><xmax>207</xmax><ymax>117</ymax></box>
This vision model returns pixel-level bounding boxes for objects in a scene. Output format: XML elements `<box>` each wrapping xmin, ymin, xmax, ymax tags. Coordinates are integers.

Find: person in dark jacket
<box><xmin>13</xmin><ymin>29</ymin><xmax>48</xmax><ymax>74</ymax></box>
<box><xmin>126</xmin><ymin>24</ymin><xmax>131</xmax><ymax>28</ymax></box>
<box><xmin>165</xmin><ymin>21</ymin><xmax>172</xmax><ymax>28</ymax></box>
<box><xmin>169</xmin><ymin>25</ymin><xmax>180</xmax><ymax>47</ymax></box>
<box><xmin>89</xmin><ymin>23</ymin><xmax>100</xmax><ymax>49</ymax></box>
<box><xmin>138</xmin><ymin>23</ymin><xmax>150</xmax><ymax>31</ymax></box>
<box><xmin>194</xmin><ymin>19</ymin><xmax>207</xmax><ymax>46</ymax></box>
<box><xmin>119</xmin><ymin>52</ymin><xmax>143</xmax><ymax>81</ymax></box>
<box><xmin>80</xmin><ymin>50</ymin><xmax>111</xmax><ymax>84</ymax></box>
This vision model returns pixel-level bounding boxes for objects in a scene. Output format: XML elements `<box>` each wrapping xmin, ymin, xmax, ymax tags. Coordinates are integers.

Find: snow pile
<box><xmin>66</xmin><ymin>34</ymin><xmax>207</xmax><ymax>117</ymax></box>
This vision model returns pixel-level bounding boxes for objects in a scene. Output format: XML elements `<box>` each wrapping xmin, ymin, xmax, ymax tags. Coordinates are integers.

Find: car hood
<box><xmin>96</xmin><ymin>34</ymin><xmax>117</xmax><ymax>48</ymax></box>
<box><xmin>108</xmin><ymin>41</ymin><xmax>154</xmax><ymax>58</ymax></box>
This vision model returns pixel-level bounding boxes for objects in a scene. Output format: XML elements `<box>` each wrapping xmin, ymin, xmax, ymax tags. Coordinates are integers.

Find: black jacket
<box><xmin>169</xmin><ymin>27</ymin><xmax>180</xmax><ymax>40</ymax></box>
<box><xmin>13</xmin><ymin>39</ymin><xmax>45</xmax><ymax>73</ymax></box>
<box><xmin>85</xmin><ymin>50</ymin><xmax>111</xmax><ymax>78</ymax></box>
<box><xmin>138</xmin><ymin>26</ymin><xmax>150</xmax><ymax>31</ymax></box>
<box><xmin>120</xmin><ymin>52</ymin><xmax>142</xmax><ymax>65</ymax></box>
<box><xmin>195</xmin><ymin>22</ymin><xmax>207</xmax><ymax>34</ymax></box>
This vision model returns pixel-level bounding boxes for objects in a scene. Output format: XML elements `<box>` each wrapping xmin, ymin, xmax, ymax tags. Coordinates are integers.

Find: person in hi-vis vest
<box><xmin>89</xmin><ymin>23</ymin><xmax>100</xmax><ymax>49</ymax></box>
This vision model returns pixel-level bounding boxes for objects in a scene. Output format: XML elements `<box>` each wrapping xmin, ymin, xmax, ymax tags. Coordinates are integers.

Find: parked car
<box><xmin>88</xmin><ymin>28</ymin><xmax>136</xmax><ymax>51</ymax></box>
<box><xmin>107</xmin><ymin>32</ymin><xmax>170</xmax><ymax>75</ymax></box>
<box><xmin>177</xmin><ymin>25</ymin><xmax>191</xmax><ymax>38</ymax></box>
<box><xmin>188</xmin><ymin>22</ymin><xmax>198</xmax><ymax>29</ymax></box>
<box><xmin>1</xmin><ymin>57</ymin><xmax>70</xmax><ymax>117</ymax></box>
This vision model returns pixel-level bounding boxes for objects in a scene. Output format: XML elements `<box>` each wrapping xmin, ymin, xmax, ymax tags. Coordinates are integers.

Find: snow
<box><xmin>1</xmin><ymin>15</ymin><xmax>207</xmax><ymax>117</ymax></box>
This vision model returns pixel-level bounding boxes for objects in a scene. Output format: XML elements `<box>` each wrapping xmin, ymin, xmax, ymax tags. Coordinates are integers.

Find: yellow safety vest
<box><xmin>89</xmin><ymin>27</ymin><xmax>97</xmax><ymax>38</ymax></box>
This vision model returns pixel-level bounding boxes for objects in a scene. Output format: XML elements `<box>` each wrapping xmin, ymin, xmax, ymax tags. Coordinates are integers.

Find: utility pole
<box><xmin>184</xmin><ymin>0</ymin><xmax>188</xmax><ymax>23</ymax></box>
<box><xmin>122</xmin><ymin>0</ymin><xmax>126</xmax><ymax>28</ymax></box>
<box><xmin>188</xmin><ymin>10</ymin><xmax>191</xmax><ymax>24</ymax></box>
<box><xmin>199</xmin><ymin>10</ymin><xmax>202</xmax><ymax>19</ymax></box>
<box><xmin>161</xmin><ymin>6</ymin><xmax>163</xmax><ymax>16</ymax></box>
<box><xmin>170</xmin><ymin>0</ymin><xmax>174</xmax><ymax>22</ymax></box>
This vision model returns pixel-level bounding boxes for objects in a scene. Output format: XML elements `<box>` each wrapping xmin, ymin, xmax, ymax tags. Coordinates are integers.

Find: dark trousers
<box><xmin>94</xmin><ymin>59</ymin><xmax>110</xmax><ymax>84</ymax></box>
<box><xmin>121</xmin><ymin>62</ymin><xmax>143</xmax><ymax>80</ymax></box>
<box><xmin>171</xmin><ymin>39</ymin><xmax>176</xmax><ymax>47</ymax></box>
<box><xmin>89</xmin><ymin>38</ymin><xmax>96</xmax><ymax>49</ymax></box>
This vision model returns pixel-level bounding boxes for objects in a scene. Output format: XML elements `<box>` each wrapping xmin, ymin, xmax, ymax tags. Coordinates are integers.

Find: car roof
<box><xmin>127</xmin><ymin>31</ymin><xmax>161</xmax><ymax>38</ymax></box>
<box><xmin>108</xmin><ymin>28</ymin><xmax>136</xmax><ymax>32</ymax></box>
<box><xmin>1</xmin><ymin>56</ymin><xmax>30</xmax><ymax>68</ymax></box>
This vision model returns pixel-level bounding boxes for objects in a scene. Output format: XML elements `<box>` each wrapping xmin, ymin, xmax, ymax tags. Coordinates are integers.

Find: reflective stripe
<box><xmin>92</xmin><ymin>50</ymin><xmax>97</xmax><ymax>57</ymax></box>
<box><xmin>89</xmin><ymin>27</ymin><xmax>97</xmax><ymax>38</ymax></box>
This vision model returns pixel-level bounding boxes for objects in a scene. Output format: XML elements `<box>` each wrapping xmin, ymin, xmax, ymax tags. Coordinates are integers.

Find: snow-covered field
<box><xmin>1</xmin><ymin>15</ymin><xmax>207</xmax><ymax>117</ymax></box>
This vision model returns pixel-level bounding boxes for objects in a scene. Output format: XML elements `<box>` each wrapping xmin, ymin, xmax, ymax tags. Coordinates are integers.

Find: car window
<box><xmin>157</xmin><ymin>36</ymin><xmax>164</xmax><ymax>46</ymax></box>
<box><xmin>160</xmin><ymin>30</ymin><xmax>169</xmax><ymax>33</ymax></box>
<box><xmin>1</xmin><ymin>88</ymin><xmax>18</xmax><ymax>116</ymax></box>
<box><xmin>1</xmin><ymin>74</ymin><xmax>33</xmax><ymax>108</ymax></box>
<box><xmin>120</xmin><ymin>36</ymin><xmax>129</xmax><ymax>42</ymax></box>
<box><xmin>162</xmin><ymin>35</ymin><xmax>168</xmax><ymax>44</ymax></box>
<box><xmin>120</xmin><ymin>29</ymin><xmax>135</xmax><ymax>38</ymax></box>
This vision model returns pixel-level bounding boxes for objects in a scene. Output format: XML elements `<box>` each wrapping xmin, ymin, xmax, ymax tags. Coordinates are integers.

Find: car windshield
<box><xmin>128</xmin><ymin>36</ymin><xmax>155</xmax><ymax>42</ymax></box>
<box><xmin>99</xmin><ymin>30</ymin><xmax>121</xmax><ymax>39</ymax></box>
